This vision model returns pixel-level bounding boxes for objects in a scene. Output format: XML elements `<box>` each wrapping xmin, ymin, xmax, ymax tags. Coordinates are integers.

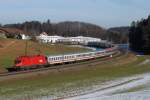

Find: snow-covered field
<box><xmin>66</xmin><ymin>91</ymin><xmax>150</xmax><ymax>100</ymax></box>
<box><xmin>65</xmin><ymin>73</ymin><xmax>150</xmax><ymax>100</ymax></box>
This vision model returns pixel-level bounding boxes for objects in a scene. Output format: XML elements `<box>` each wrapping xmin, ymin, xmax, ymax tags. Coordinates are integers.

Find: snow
<box><xmin>69</xmin><ymin>91</ymin><xmax>150</xmax><ymax>100</ymax></box>
<box><xmin>138</xmin><ymin>59</ymin><xmax>150</xmax><ymax>66</ymax></box>
<box><xmin>65</xmin><ymin>73</ymin><xmax>150</xmax><ymax>100</ymax></box>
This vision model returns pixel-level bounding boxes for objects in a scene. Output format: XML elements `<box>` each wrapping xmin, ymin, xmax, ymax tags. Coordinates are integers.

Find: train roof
<box><xmin>47</xmin><ymin>52</ymin><xmax>89</xmax><ymax>57</ymax></box>
<box><xmin>47</xmin><ymin>50</ymin><xmax>105</xmax><ymax>58</ymax></box>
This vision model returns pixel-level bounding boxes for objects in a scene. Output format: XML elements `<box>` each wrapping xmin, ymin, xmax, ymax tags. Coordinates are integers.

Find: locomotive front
<box><xmin>13</xmin><ymin>55</ymin><xmax>48</xmax><ymax>70</ymax></box>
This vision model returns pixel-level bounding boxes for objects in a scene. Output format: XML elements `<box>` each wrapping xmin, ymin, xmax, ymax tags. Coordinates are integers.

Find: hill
<box><xmin>105</xmin><ymin>26</ymin><xmax>129</xmax><ymax>44</ymax></box>
<box><xmin>53</xmin><ymin>21</ymin><xmax>106</xmax><ymax>38</ymax></box>
<box><xmin>108</xmin><ymin>26</ymin><xmax>130</xmax><ymax>35</ymax></box>
<box><xmin>4</xmin><ymin>20</ymin><xmax>106</xmax><ymax>38</ymax></box>
<box><xmin>2</xmin><ymin>20</ymin><xmax>129</xmax><ymax>43</ymax></box>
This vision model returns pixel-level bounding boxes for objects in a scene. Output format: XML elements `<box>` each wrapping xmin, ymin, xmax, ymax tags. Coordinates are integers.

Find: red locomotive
<box><xmin>13</xmin><ymin>55</ymin><xmax>48</xmax><ymax>70</ymax></box>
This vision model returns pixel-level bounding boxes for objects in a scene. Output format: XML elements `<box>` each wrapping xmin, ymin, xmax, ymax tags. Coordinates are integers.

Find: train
<box><xmin>9</xmin><ymin>46</ymin><xmax>118</xmax><ymax>71</ymax></box>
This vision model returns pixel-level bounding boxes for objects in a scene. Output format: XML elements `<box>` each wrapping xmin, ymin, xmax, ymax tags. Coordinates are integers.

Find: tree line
<box><xmin>3</xmin><ymin>20</ymin><xmax>105</xmax><ymax>38</ymax></box>
<box><xmin>129</xmin><ymin>15</ymin><xmax>150</xmax><ymax>54</ymax></box>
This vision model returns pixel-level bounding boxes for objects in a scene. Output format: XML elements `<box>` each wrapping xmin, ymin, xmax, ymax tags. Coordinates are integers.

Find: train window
<box><xmin>77</xmin><ymin>55</ymin><xmax>80</xmax><ymax>57</ymax></box>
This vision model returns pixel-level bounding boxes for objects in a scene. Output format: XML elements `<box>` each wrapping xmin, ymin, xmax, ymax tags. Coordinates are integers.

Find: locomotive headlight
<box><xmin>39</xmin><ymin>59</ymin><xmax>43</xmax><ymax>63</ymax></box>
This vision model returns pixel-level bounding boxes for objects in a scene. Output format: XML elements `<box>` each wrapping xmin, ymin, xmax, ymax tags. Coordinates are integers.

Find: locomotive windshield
<box><xmin>15</xmin><ymin>60</ymin><xmax>21</xmax><ymax>64</ymax></box>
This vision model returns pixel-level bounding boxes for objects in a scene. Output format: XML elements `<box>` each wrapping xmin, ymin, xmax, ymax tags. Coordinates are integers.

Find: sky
<box><xmin>0</xmin><ymin>0</ymin><xmax>150</xmax><ymax>28</ymax></box>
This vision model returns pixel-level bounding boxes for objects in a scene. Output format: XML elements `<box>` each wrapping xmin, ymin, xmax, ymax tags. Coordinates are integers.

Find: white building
<box><xmin>36</xmin><ymin>32</ymin><xmax>64</xmax><ymax>43</ymax></box>
<box><xmin>0</xmin><ymin>33</ymin><xmax>6</xmax><ymax>38</ymax></box>
<box><xmin>69</xmin><ymin>36</ymin><xmax>101</xmax><ymax>44</ymax></box>
<box><xmin>37</xmin><ymin>32</ymin><xmax>102</xmax><ymax>44</ymax></box>
<box><xmin>21</xmin><ymin>34</ymin><xmax>31</xmax><ymax>40</ymax></box>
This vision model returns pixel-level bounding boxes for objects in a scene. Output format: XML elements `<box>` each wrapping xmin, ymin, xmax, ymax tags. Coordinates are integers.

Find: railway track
<box><xmin>0</xmin><ymin>50</ymin><xmax>122</xmax><ymax>78</ymax></box>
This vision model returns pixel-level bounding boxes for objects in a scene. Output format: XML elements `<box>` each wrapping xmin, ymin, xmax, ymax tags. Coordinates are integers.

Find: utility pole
<box><xmin>25</xmin><ymin>40</ymin><xmax>28</xmax><ymax>56</ymax></box>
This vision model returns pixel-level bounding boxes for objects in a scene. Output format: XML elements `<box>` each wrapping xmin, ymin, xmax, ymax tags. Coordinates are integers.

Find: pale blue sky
<box><xmin>0</xmin><ymin>0</ymin><xmax>150</xmax><ymax>28</ymax></box>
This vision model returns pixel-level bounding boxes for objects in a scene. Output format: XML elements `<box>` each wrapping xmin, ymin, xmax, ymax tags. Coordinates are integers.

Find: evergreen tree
<box><xmin>129</xmin><ymin>15</ymin><xmax>150</xmax><ymax>54</ymax></box>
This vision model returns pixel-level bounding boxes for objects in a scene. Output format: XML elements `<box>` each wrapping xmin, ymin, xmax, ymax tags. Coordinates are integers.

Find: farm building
<box><xmin>0</xmin><ymin>28</ymin><xmax>31</xmax><ymax>39</ymax></box>
<box><xmin>0</xmin><ymin>30</ymin><xmax>7</xmax><ymax>38</ymax></box>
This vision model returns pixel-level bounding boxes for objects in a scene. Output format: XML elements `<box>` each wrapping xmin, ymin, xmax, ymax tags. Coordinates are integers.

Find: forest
<box><xmin>129</xmin><ymin>15</ymin><xmax>150</xmax><ymax>54</ymax></box>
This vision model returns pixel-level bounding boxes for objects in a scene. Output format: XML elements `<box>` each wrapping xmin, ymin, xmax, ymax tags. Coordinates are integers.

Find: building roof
<box><xmin>0</xmin><ymin>27</ymin><xmax>30</xmax><ymax>35</ymax></box>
